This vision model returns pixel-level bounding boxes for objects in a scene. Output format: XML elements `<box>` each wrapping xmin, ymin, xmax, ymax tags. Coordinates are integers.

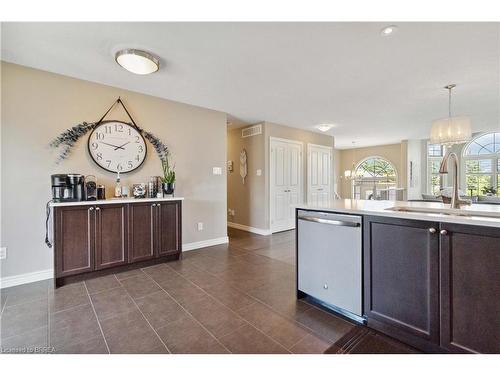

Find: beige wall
<box><xmin>227</xmin><ymin>121</ymin><xmax>334</xmax><ymax>231</ymax></box>
<box><xmin>227</xmin><ymin>126</ymin><xmax>266</xmax><ymax>229</ymax></box>
<box><xmin>338</xmin><ymin>142</ymin><xmax>407</xmax><ymax>198</ymax></box>
<box><xmin>1</xmin><ymin>62</ymin><xmax>228</xmax><ymax>279</ymax></box>
<box><xmin>263</xmin><ymin>122</ymin><xmax>334</xmax><ymax>229</ymax></box>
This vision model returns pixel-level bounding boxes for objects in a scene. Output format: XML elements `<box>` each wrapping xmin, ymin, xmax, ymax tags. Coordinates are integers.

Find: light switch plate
<box><xmin>212</xmin><ymin>167</ymin><xmax>222</xmax><ymax>175</ymax></box>
<box><xmin>197</xmin><ymin>222</ymin><xmax>204</xmax><ymax>231</ymax></box>
<box><xmin>256</xmin><ymin>169</ymin><xmax>262</xmax><ymax>176</ymax></box>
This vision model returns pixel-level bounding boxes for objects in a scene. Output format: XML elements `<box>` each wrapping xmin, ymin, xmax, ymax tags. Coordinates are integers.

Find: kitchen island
<box><xmin>50</xmin><ymin>197</ymin><xmax>183</xmax><ymax>287</ymax></box>
<box><xmin>295</xmin><ymin>199</ymin><xmax>499</xmax><ymax>354</ymax></box>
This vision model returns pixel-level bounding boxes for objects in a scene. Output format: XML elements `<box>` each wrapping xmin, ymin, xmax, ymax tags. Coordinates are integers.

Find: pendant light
<box><xmin>430</xmin><ymin>84</ymin><xmax>472</xmax><ymax>145</ymax></box>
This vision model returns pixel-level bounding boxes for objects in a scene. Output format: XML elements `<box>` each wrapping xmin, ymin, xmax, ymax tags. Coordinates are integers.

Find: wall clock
<box><xmin>87</xmin><ymin>120</ymin><xmax>147</xmax><ymax>173</ymax></box>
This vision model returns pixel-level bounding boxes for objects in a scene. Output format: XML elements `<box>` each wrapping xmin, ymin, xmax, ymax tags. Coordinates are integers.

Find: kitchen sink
<box><xmin>385</xmin><ymin>205</ymin><xmax>500</xmax><ymax>219</ymax></box>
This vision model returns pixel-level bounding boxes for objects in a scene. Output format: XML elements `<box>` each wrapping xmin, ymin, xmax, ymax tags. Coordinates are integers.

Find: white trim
<box><xmin>306</xmin><ymin>143</ymin><xmax>333</xmax><ymax>204</ymax></box>
<box><xmin>182</xmin><ymin>236</ymin><xmax>229</xmax><ymax>252</ymax></box>
<box><xmin>269</xmin><ymin>137</ymin><xmax>304</xmax><ymax>234</ymax></box>
<box><xmin>1</xmin><ymin>269</ymin><xmax>53</xmax><ymax>289</ymax></box>
<box><xmin>0</xmin><ymin>237</ymin><xmax>229</xmax><ymax>288</ymax></box>
<box><xmin>269</xmin><ymin>136</ymin><xmax>303</xmax><ymax>146</ymax></box>
<box><xmin>227</xmin><ymin>222</ymin><xmax>272</xmax><ymax>236</ymax></box>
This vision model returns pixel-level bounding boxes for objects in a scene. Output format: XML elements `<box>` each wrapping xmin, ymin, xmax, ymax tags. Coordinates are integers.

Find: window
<box><xmin>463</xmin><ymin>132</ymin><xmax>500</xmax><ymax>196</ymax></box>
<box><xmin>427</xmin><ymin>143</ymin><xmax>445</xmax><ymax>195</ymax></box>
<box><xmin>352</xmin><ymin>157</ymin><xmax>397</xmax><ymax>200</ymax></box>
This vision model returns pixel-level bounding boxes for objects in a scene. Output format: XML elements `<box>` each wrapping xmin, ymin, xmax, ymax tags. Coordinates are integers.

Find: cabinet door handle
<box><xmin>95</xmin><ymin>207</ymin><xmax>100</xmax><ymax>211</ymax></box>
<box><xmin>89</xmin><ymin>207</ymin><xmax>94</xmax><ymax>211</ymax></box>
<box><xmin>151</xmin><ymin>203</ymin><xmax>156</xmax><ymax>207</ymax></box>
<box><xmin>429</xmin><ymin>228</ymin><xmax>436</xmax><ymax>234</ymax></box>
<box><xmin>440</xmin><ymin>229</ymin><xmax>448</xmax><ymax>236</ymax></box>
<box><xmin>157</xmin><ymin>203</ymin><xmax>161</xmax><ymax>207</ymax></box>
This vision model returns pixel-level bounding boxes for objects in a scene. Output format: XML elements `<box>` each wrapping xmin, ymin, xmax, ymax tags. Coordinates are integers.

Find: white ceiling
<box><xmin>1</xmin><ymin>22</ymin><xmax>499</xmax><ymax>148</ymax></box>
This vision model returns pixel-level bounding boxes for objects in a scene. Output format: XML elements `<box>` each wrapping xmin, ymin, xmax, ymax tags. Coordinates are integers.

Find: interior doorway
<box><xmin>270</xmin><ymin>137</ymin><xmax>303</xmax><ymax>233</ymax></box>
<box><xmin>307</xmin><ymin>143</ymin><xmax>332</xmax><ymax>207</ymax></box>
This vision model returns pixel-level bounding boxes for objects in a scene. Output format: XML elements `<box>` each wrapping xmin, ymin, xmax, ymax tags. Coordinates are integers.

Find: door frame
<box><xmin>269</xmin><ymin>137</ymin><xmax>304</xmax><ymax>233</ymax></box>
<box><xmin>306</xmin><ymin>143</ymin><xmax>333</xmax><ymax>204</ymax></box>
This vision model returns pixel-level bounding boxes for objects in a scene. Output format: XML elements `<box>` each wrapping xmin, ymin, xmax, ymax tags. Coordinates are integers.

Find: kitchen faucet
<box><xmin>439</xmin><ymin>150</ymin><xmax>471</xmax><ymax>209</ymax></box>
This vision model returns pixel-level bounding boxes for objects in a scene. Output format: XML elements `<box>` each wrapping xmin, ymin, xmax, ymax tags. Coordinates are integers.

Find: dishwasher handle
<box><xmin>298</xmin><ymin>215</ymin><xmax>360</xmax><ymax>228</ymax></box>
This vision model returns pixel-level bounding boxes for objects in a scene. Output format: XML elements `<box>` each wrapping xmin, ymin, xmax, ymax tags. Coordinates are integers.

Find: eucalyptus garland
<box><xmin>50</xmin><ymin>121</ymin><xmax>169</xmax><ymax>164</ymax></box>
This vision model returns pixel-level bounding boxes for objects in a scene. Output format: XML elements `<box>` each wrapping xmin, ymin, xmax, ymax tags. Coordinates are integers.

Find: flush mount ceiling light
<box><xmin>380</xmin><ymin>25</ymin><xmax>398</xmax><ymax>36</ymax></box>
<box><xmin>115</xmin><ymin>49</ymin><xmax>160</xmax><ymax>75</ymax></box>
<box><xmin>316</xmin><ymin>124</ymin><xmax>335</xmax><ymax>132</ymax></box>
<box><xmin>430</xmin><ymin>84</ymin><xmax>472</xmax><ymax>145</ymax></box>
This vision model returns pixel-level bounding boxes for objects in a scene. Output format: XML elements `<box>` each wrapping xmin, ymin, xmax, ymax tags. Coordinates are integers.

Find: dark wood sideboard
<box><xmin>53</xmin><ymin>199</ymin><xmax>182</xmax><ymax>287</ymax></box>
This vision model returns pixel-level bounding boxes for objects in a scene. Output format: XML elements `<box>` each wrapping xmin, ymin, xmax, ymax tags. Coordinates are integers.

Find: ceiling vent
<box><xmin>241</xmin><ymin>124</ymin><xmax>262</xmax><ymax>138</ymax></box>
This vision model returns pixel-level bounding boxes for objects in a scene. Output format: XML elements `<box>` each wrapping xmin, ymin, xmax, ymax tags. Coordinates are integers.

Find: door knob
<box><xmin>95</xmin><ymin>207</ymin><xmax>100</xmax><ymax>211</ymax></box>
<box><xmin>88</xmin><ymin>207</ymin><xmax>94</xmax><ymax>211</ymax></box>
<box><xmin>429</xmin><ymin>228</ymin><xmax>436</xmax><ymax>234</ymax></box>
<box><xmin>440</xmin><ymin>229</ymin><xmax>448</xmax><ymax>236</ymax></box>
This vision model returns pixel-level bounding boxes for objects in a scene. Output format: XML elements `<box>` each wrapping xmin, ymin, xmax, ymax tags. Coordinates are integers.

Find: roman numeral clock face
<box><xmin>88</xmin><ymin>121</ymin><xmax>147</xmax><ymax>173</ymax></box>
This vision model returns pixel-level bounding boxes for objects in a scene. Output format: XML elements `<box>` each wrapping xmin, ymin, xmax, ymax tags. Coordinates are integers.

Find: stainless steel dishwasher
<box><xmin>297</xmin><ymin>209</ymin><xmax>364</xmax><ymax>323</ymax></box>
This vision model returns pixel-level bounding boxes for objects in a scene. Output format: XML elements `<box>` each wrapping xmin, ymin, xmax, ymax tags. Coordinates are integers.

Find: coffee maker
<box><xmin>51</xmin><ymin>174</ymin><xmax>85</xmax><ymax>202</ymax></box>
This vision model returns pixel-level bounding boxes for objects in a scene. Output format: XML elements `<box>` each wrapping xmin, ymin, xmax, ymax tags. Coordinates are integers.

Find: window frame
<box><xmin>351</xmin><ymin>156</ymin><xmax>398</xmax><ymax>200</ymax></box>
<box><xmin>462</xmin><ymin>132</ymin><xmax>500</xmax><ymax>197</ymax></box>
<box><xmin>426</xmin><ymin>142</ymin><xmax>446</xmax><ymax>196</ymax></box>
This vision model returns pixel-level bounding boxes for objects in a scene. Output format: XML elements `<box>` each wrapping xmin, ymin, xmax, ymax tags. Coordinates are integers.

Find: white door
<box><xmin>307</xmin><ymin>144</ymin><xmax>332</xmax><ymax>207</ymax></box>
<box><xmin>270</xmin><ymin>138</ymin><xmax>303</xmax><ymax>233</ymax></box>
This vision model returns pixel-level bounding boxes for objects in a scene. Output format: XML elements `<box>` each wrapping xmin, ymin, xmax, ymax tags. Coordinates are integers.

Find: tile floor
<box><xmin>0</xmin><ymin>228</ymin><xmax>356</xmax><ymax>354</ymax></box>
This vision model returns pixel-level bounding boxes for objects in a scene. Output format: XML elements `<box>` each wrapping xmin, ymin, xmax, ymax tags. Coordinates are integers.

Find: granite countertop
<box><xmin>295</xmin><ymin>199</ymin><xmax>500</xmax><ymax>228</ymax></box>
<box><xmin>50</xmin><ymin>196</ymin><xmax>184</xmax><ymax>207</ymax></box>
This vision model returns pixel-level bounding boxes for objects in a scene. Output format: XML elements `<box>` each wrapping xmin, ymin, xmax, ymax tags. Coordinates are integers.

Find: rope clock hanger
<box><xmin>240</xmin><ymin>149</ymin><xmax>248</xmax><ymax>184</ymax></box>
<box><xmin>49</xmin><ymin>97</ymin><xmax>170</xmax><ymax>170</ymax></box>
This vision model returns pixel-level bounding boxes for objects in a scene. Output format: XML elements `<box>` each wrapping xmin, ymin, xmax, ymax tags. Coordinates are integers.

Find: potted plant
<box><xmin>481</xmin><ymin>186</ymin><xmax>497</xmax><ymax>196</ymax></box>
<box><xmin>161</xmin><ymin>155</ymin><xmax>176</xmax><ymax>196</ymax></box>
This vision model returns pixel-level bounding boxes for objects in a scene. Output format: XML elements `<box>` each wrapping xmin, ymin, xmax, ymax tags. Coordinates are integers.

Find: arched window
<box><xmin>463</xmin><ymin>132</ymin><xmax>500</xmax><ymax>196</ymax></box>
<box><xmin>352</xmin><ymin>157</ymin><xmax>398</xmax><ymax>200</ymax></box>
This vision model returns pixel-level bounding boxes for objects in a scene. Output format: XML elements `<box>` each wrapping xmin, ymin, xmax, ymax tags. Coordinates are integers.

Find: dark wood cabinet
<box><xmin>94</xmin><ymin>204</ymin><xmax>127</xmax><ymax>270</ymax></box>
<box><xmin>55</xmin><ymin>205</ymin><xmax>94</xmax><ymax>277</ymax></box>
<box><xmin>364</xmin><ymin>215</ymin><xmax>441</xmax><ymax>352</ymax></box>
<box><xmin>439</xmin><ymin>223</ymin><xmax>500</xmax><ymax>354</ymax></box>
<box><xmin>156</xmin><ymin>201</ymin><xmax>182</xmax><ymax>257</ymax></box>
<box><xmin>128</xmin><ymin>202</ymin><xmax>156</xmax><ymax>262</ymax></box>
<box><xmin>364</xmin><ymin>215</ymin><xmax>500</xmax><ymax>354</ymax></box>
<box><xmin>54</xmin><ymin>200</ymin><xmax>182</xmax><ymax>286</ymax></box>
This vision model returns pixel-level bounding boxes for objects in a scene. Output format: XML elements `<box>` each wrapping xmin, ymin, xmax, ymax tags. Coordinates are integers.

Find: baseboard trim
<box><xmin>182</xmin><ymin>236</ymin><xmax>229</xmax><ymax>252</ymax></box>
<box><xmin>1</xmin><ymin>237</ymin><xmax>229</xmax><ymax>288</ymax></box>
<box><xmin>227</xmin><ymin>222</ymin><xmax>272</xmax><ymax>236</ymax></box>
<box><xmin>1</xmin><ymin>269</ymin><xmax>53</xmax><ymax>289</ymax></box>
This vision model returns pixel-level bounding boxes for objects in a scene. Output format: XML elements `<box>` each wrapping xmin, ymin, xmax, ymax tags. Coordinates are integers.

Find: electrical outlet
<box><xmin>197</xmin><ymin>222</ymin><xmax>204</xmax><ymax>231</ymax></box>
<box><xmin>256</xmin><ymin>169</ymin><xmax>262</xmax><ymax>176</ymax></box>
<box><xmin>0</xmin><ymin>247</ymin><xmax>6</xmax><ymax>260</ymax></box>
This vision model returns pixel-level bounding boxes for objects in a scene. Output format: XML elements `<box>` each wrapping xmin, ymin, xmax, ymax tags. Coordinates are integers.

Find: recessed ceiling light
<box><xmin>316</xmin><ymin>124</ymin><xmax>334</xmax><ymax>132</ymax></box>
<box><xmin>380</xmin><ymin>25</ymin><xmax>398</xmax><ymax>36</ymax></box>
<box><xmin>115</xmin><ymin>49</ymin><xmax>160</xmax><ymax>75</ymax></box>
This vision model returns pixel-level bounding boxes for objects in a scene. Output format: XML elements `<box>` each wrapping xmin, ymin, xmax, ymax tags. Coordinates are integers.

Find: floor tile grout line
<box><xmin>288</xmin><ymin>332</ymin><xmax>333</xmax><ymax>353</ymax></box>
<box><xmin>86</xmin><ymin>284</ymin><xmax>123</xmax><ymax>297</ymax></box>
<box><xmin>83</xmin><ymin>281</ymin><xmax>111</xmax><ymax>354</ymax></box>
<box><xmin>2</xmin><ymin>295</ymin><xmax>49</xmax><ymax>310</ymax></box>
<box><xmin>173</xmin><ymin>250</ymin><xmax>339</xmax><ymax>347</ymax></box>
<box><xmin>113</xmin><ymin>274</ymin><xmax>172</xmax><ymax>354</ymax></box>
<box><xmin>139</xmin><ymin>268</ymin><xmax>232</xmax><ymax>354</ymax></box>
<box><xmin>160</xmin><ymin>265</ymin><xmax>292</xmax><ymax>353</ymax></box>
